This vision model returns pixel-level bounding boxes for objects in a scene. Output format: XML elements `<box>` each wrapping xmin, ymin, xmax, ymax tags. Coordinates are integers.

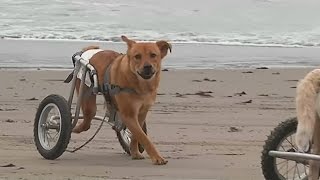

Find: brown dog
<box><xmin>73</xmin><ymin>36</ymin><xmax>171</xmax><ymax>165</ymax></box>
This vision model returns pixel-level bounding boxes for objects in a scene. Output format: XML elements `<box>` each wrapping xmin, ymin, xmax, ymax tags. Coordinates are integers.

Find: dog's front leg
<box><xmin>130</xmin><ymin>109</ymin><xmax>149</xmax><ymax>160</ymax></box>
<box><xmin>120</xmin><ymin>112</ymin><xmax>167</xmax><ymax>165</ymax></box>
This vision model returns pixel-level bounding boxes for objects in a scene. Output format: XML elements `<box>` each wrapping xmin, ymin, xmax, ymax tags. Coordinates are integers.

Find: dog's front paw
<box><xmin>131</xmin><ymin>153</ymin><xmax>145</xmax><ymax>160</ymax></box>
<box><xmin>296</xmin><ymin>130</ymin><xmax>311</xmax><ymax>153</ymax></box>
<box><xmin>151</xmin><ymin>155</ymin><xmax>168</xmax><ymax>165</ymax></box>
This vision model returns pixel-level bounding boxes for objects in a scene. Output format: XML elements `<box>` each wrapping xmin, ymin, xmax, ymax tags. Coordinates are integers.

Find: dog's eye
<box><xmin>134</xmin><ymin>54</ymin><xmax>141</xmax><ymax>60</ymax></box>
<box><xmin>150</xmin><ymin>53</ymin><xmax>157</xmax><ymax>58</ymax></box>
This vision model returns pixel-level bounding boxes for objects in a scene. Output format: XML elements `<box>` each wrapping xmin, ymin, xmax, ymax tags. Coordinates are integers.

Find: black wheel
<box><xmin>116</xmin><ymin>123</ymin><xmax>147</xmax><ymax>155</ymax></box>
<box><xmin>261</xmin><ymin>117</ymin><xmax>309</xmax><ymax>180</ymax></box>
<box><xmin>34</xmin><ymin>94</ymin><xmax>72</xmax><ymax>160</ymax></box>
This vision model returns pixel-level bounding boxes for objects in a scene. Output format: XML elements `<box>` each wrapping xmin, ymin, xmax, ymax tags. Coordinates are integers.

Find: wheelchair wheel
<box><xmin>116</xmin><ymin>123</ymin><xmax>147</xmax><ymax>155</ymax></box>
<box><xmin>261</xmin><ymin>117</ymin><xmax>309</xmax><ymax>180</ymax></box>
<box><xmin>34</xmin><ymin>94</ymin><xmax>72</xmax><ymax>160</ymax></box>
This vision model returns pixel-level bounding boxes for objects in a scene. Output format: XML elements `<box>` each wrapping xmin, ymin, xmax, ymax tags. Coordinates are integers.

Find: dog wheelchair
<box><xmin>260</xmin><ymin>117</ymin><xmax>320</xmax><ymax>180</ymax></box>
<box><xmin>33</xmin><ymin>52</ymin><xmax>146</xmax><ymax>159</ymax></box>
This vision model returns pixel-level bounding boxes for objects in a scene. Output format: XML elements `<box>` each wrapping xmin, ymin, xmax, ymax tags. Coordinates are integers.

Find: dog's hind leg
<box><xmin>72</xmin><ymin>79</ymin><xmax>97</xmax><ymax>133</ymax></box>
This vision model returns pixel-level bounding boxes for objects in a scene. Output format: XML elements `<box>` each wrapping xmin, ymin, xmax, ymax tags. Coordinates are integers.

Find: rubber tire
<box><xmin>116</xmin><ymin>123</ymin><xmax>147</xmax><ymax>155</ymax></box>
<box><xmin>34</xmin><ymin>94</ymin><xmax>72</xmax><ymax>160</ymax></box>
<box><xmin>261</xmin><ymin>117</ymin><xmax>298</xmax><ymax>180</ymax></box>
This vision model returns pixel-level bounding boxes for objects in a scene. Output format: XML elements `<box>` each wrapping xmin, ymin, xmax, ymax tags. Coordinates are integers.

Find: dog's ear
<box><xmin>121</xmin><ymin>35</ymin><xmax>136</xmax><ymax>49</ymax></box>
<box><xmin>156</xmin><ymin>41</ymin><xmax>172</xmax><ymax>59</ymax></box>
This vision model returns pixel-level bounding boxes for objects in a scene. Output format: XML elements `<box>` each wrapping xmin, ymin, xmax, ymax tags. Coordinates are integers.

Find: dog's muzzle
<box><xmin>138</xmin><ymin>65</ymin><xmax>155</xmax><ymax>80</ymax></box>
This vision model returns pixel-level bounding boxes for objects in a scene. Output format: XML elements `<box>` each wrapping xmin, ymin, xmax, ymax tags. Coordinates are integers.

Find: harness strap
<box><xmin>64</xmin><ymin>52</ymin><xmax>136</xmax><ymax>98</ymax></box>
<box><xmin>103</xmin><ymin>60</ymin><xmax>136</xmax><ymax>98</ymax></box>
<box><xmin>64</xmin><ymin>51</ymin><xmax>85</xmax><ymax>83</ymax></box>
<box><xmin>103</xmin><ymin>55</ymin><xmax>135</xmax><ymax>131</ymax></box>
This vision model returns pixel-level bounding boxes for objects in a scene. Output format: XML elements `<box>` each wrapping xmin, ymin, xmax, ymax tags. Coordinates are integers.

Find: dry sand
<box><xmin>0</xmin><ymin>68</ymin><xmax>314</xmax><ymax>179</ymax></box>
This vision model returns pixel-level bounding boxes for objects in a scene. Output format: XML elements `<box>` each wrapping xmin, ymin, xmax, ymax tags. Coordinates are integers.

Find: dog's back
<box><xmin>81</xmin><ymin>46</ymin><xmax>121</xmax><ymax>85</ymax></box>
<box><xmin>82</xmin><ymin>45</ymin><xmax>100</xmax><ymax>52</ymax></box>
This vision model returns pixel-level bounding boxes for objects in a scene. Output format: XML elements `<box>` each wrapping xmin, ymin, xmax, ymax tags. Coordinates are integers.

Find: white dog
<box><xmin>295</xmin><ymin>69</ymin><xmax>320</xmax><ymax>179</ymax></box>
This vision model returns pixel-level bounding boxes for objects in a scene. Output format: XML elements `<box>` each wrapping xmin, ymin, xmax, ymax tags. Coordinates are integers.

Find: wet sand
<box><xmin>0</xmin><ymin>68</ymin><xmax>313</xmax><ymax>179</ymax></box>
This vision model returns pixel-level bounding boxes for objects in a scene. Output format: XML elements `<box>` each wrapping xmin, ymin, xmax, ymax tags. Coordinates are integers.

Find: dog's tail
<box><xmin>295</xmin><ymin>69</ymin><xmax>320</xmax><ymax>152</ymax></box>
<box><xmin>82</xmin><ymin>45</ymin><xmax>100</xmax><ymax>52</ymax></box>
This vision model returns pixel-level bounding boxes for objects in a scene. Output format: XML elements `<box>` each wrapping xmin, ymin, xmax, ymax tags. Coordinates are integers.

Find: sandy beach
<box><xmin>1</xmin><ymin>0</ymin><xmax>320</xmax><ymax>179</ymax></box>
<box><xmin>0</xmin><ymin>67</ymin><xmax>314</xmax><ymax>179</ymax></box>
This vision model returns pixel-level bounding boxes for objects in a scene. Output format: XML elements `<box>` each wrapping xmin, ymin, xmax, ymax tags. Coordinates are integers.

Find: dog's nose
<box><xmin>143</xmin><ymin>64</ymin><xmax>152</xmax><ymax>70</ymax></box>
<box><xmin>143</xmin><ymin>64</ymin><xmax>153</xmax><ymax>75</ymax></box>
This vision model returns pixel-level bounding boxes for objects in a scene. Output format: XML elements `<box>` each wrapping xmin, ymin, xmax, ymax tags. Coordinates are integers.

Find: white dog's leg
<box><xmin>295</xmin><ymin>73</ymin><xmax>320</xmax><ymax>152</ymax></box>
<box><xmin>295</xmin><ymin>91</ymin><xmax>317</xmax><ymax>152</ymax></box>
<box><xmin>309</xmin><ymin>114</ymin><xmax>320</xmax><ymax>180</ymax></box>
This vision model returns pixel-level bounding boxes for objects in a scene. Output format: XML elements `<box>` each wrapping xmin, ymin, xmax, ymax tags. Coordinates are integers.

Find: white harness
<box><xmin>76</xmin><ymin>49</ymin><xmax>103</xmax><ymax>87</ymax></box>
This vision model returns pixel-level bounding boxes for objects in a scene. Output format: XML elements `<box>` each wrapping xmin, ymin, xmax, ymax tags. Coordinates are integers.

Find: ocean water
<box><xmin>1</xmin><ymin>0</ymin><xmax>320</xmax><ymax>68</ymax></box>
<box><xmin>1</xmin><ymin>0</ymin><xmax>320</xmax><ymax>47</ymax></box>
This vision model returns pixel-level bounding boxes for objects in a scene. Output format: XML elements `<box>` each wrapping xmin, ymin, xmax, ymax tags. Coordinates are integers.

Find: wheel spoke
<box><xmin>47</xmin><ymin>132</ymin><xmax>54</xmax><ymax>141</ymax></box>
<box><xmin>45</xmin><ymin>133</ymin><xmax>51</xmax><ymax>147</ymax></box>
<box><xmin>292</xmin><ymin>163</ymin><xmax>296</xmax><ymax>180</ymax></box>
<box><xmin>48</xmin><ymin>130</ymin><xmax>59</xmax><ymax>141</ymax></box>
<box><xmin>277</xmin><ymin>159</ymin><xmax>287</xmax><ymax>165</ymax></box>
<box><xmin>296</xmin><ymin>163</ymin><xmax>301</xmax><ymax>179</ymax></box>
<box><xmin>284</xmin><ymin>164</ymin><xmax>297</xmax><ymax>179</ymax></box>
<box><xmin>304</xmin><ymin>165</ymin><xmax>307</xmax><ymax>177</ymax></box>
<box><xmin>286</xmin><ymin>160</ymin><xmax>289</xmax><ymax>179</ymax></box>
<box><xmin>53</xmin><ymin>132</ymin><xmax>59</xmax><ymax>141</ymax></box>
<box><xmin>285</xmin><ymin>138</ymin><xmax>297</xmax><ymax>151</ymax></box>
<box><xmin>278</xmin><ymin>160</ymin><xmax>289</xmax><ymax>172</ymax></box>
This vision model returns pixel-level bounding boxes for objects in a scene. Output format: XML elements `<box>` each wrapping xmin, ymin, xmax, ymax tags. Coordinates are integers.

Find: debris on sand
<box><xmin>258</xmin><ymin>94</ymin><xmax>269</xmax><ymax>97</ymax></box>
<box><xmin>175</xmin><ymin>91</ymin><xmax>213</xmax><ymax>98</ymax></box>
<box><xmin>242</xmin><ymin>71</ymin><xmax>253</xmax><ymax>74</ymax></box>
<box><xmin>162</xmin><ymin>68</ymin><xmax>169</xmax><ymax>71</ymax></box>
<box><xmin>256</xmin><ymin>67</ymin><xmax>269</xmax><ymax>69</ymax></box>
<box><xmin>193</xmin><ymin>91</ymin><xmax>213</xmax><ymax>97</ymax></box>
<box><xmin>218</xmin><ymin>153</ymin><xmax>245</xmax><ymax>156</ymax></box>
<box><xmin>203</xmin><ymin>78</ymin><xmax>217</xmax><ymax>82</ymax></box>
<box><xmin>239</xmin><ymin>100</ymin><xmax>252</xmax><ymax>104</ymax></box>
<box><xmin>175</xmin><ymin>93</ymin><xmax>185</xmax><ymax>98</ymax></box>
<box><xmin>228</xmin><ymin>126</ymin><xmax>241</xmax><ymax>132</ymax></box>
<box><xmin>19</xmin><ymin>78</ymin><xmax>26</xmax><ymax>81</ymax></box>
<box><xmin>0</xmin><ymin>163</ymin><xmax>16</xmax><ymax>167</ymax></box>
<box><xmin>192</xmin><ymin>80</ymin><xmax>202</xmax><ymax>82</ymax></box>
<box><xmin>290</xmin><ymin>86</ymin><xmax>297</xmax><ymax>89</ymax></box>
<box><xmin>5</xmin><ymin>119</ymin><xmax>15</xmax><ymax>123</ymax></box>
<box><xmin>0</xmin><ymin>108</ymin><xmax>18</xmax><ymax>111</ymax></box>
<box><xmin>26</xmin><ymin>97</ymin><xmax>38</xmax><ymax>101</ymax></box>
<box><xmin>286</xmin><ymin>79</ymin><xmax>299</xmax><ymax>82</ymax></box>
<box><xmin>234</xmin><ymin>91</ymin><xmax>247</xmax><ymax>96</ymax></box>
<box><xmin>272</xmin><ymin>72</ymin><xmax>280</xmax><ymax>75</ymax></box>
<box><xmin>192</xmin><ymin>78</ymin><xmax>217</xmax><ymax>82</ymax></box>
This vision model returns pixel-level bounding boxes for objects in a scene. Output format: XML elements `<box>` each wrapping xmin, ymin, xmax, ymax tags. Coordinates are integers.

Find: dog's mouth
<box><xmin>137</xmin><ymin>71</ymin><xmax>155</xmax><ymax>80</ymax></box>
